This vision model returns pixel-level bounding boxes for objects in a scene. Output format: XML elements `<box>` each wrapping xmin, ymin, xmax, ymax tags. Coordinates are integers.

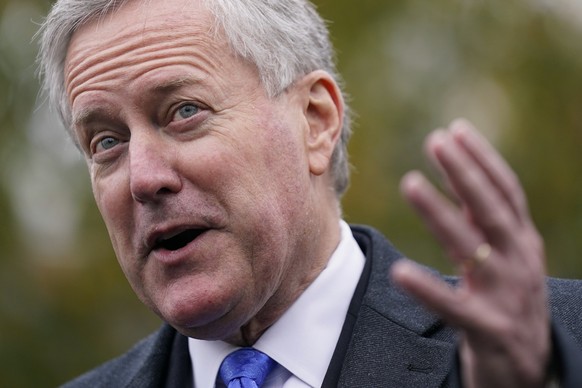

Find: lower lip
<box><xmin>149</xmin><ymin>231</ymin><xmax>208</xmax><ymax>266</ymax></box>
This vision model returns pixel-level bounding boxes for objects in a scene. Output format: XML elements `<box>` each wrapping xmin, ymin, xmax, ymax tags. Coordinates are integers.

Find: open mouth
<box><xmin>155</xmin><ymin>229</ymin><xmax>206</xmax><ymax>251</ymax></box>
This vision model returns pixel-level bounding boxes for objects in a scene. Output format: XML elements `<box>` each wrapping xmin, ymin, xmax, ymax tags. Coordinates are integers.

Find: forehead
<box><xmin>64</xmin><ymin>0</ymin><xmax>227</xmax><ymax>97</ymax></box>
<box><xmin>69</xmin><ymin>0</ymin><xmax>214</xmax><ymax>47</ymax></box>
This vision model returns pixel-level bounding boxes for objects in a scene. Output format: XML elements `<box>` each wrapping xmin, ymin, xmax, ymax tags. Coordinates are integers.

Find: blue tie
<box><xmin>219</xmin><ymin>348</ymin><xmax>277</xmax><ymax>388</ymax></box>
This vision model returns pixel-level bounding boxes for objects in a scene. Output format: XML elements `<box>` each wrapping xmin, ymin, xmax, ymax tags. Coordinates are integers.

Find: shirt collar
<box><xmin>189</xmin><ymin>220</ymin><xmax>365</xmax><ymax>387</ymax></box>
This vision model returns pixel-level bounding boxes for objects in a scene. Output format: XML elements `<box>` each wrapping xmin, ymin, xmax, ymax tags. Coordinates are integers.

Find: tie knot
<box><xmin>219</xmin><ymin>348</ymin><xmax>277</xmax><ymax>388</ymax></box>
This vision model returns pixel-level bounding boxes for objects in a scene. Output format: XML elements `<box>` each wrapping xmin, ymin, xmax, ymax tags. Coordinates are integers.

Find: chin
<box><xmin>154</xmin><ymin>281</ymin><xmax>246</xmax><ymax>339</ymax></box>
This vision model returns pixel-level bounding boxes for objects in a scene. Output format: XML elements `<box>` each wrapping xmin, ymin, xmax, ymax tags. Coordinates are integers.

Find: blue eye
<box><xmin>173</xmin><ymin>104</ymin><xmax>199</xmax><ymax>121</ymax></box>
<box><xmin>98</xmin><ymin>137</ymin><xmax>119</xmax><ymax>151</ymax></box>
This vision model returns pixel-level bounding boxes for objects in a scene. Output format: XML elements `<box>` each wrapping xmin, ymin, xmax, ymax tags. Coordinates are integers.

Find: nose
<box><xmin>128</xmin><ymin>133</ymin><xmax>182</xmax><ymax>203</ymax></box>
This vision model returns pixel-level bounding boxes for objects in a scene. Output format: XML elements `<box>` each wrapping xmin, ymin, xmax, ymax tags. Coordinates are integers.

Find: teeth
<box><xmin>157</xmin><ymin>229</ymin><xmax>185</xmax><ymax>244</ymax></box>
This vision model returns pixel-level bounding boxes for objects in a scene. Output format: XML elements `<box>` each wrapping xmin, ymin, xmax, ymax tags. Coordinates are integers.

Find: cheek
<box><xmin>91</xmin><ymin>170</ymin><xmax>133</xmax><ymax>260</ymax></box>
<box><xmin>262</xmin><ymin>125</ymin><xmax>311</xmax><ymax>210</ymax></box>
<box><xmin>266</xmin><ymin>111</ymin><xmax>310</xmax><ymax>181</ymax></box>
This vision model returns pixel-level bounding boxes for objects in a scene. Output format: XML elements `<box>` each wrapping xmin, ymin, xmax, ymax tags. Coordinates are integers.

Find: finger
<box><xmin>450</xmin><ymin>121</ymin><xmax>546</xmax><ymax>261</ymax></box>
<box><xmin>400</xmin><ymin>170</ymin><xmax>483</xmax><ymax>266</ymax></box>
<box><xmin>449</xmin><ymin>119</ymin><xmax>531</xmax><ymax>225</ymax></box>
<box><xmin>425</xmin><ymin>129</ymin><xmax>520</xmax><ymax>248</ymax></box>
<box><xmin>390</xmin><ymin>260</ymin><xmax>479</xmax><ymax>329</ymax></box>
<box><xmin>419</xmin><ymin>129</ymin><xmax>467</xmax><ymax>208</ymax></box>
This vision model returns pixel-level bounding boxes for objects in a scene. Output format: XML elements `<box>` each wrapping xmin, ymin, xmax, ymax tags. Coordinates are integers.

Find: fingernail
<box><xmin>451</xmin><ymin>119</ymin><xmax>480</xmax><ymax>142</ymax></box>
<box><xmin>400</xmin><ymin>171</ymin><xmax>427</xmax><ymax>197</ymax></box>
<box><xmin>390</xmin><ymin>259</ymin><xmax>422</xmax><ymax>285</ymax></box>
<box><xmin>390</xmin><ymin>259</ymin><xmax>412</xmax><ymax>277</ymax></box>
<box><xmin>426</xmin><ymin>129</ymin><xmax>447</xmax><ymax>149</ymax></box>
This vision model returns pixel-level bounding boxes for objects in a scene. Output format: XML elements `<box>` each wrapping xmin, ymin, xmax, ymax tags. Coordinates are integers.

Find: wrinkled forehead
<box><xmin>63</xmin><ymin>0</ymin><xmax>226</xmax><ymax>97</ymax></box>
<box><xmin>67</xmin><ymin>0</ymin><xmax>215</xmax><ymax>53</ymax></box>
<box><xmin>103</xmin><ymin>0</ymin><xmax>210</xmax><ymax>25</ymax></box>
<box><xmin>64</xmin><ymin>0</ymin><xmax>223</xmax><ymax>71</ymax></box>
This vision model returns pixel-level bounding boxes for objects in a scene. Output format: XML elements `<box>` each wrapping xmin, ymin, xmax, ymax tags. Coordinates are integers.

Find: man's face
<box><xmin>64</xmin><ymin>0</ymin><xmax>335</xmax><ymax>341</ymax></box>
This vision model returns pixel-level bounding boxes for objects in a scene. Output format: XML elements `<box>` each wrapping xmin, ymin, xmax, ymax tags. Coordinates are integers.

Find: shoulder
<box><xmin>60</xmin><ymin>324</ymin><xmax>177</xmax><ymax>388</ymax></box>
<box><xmin>547</xmin><ymin>277</ymin><xmax>582</xmax><ymax>344</ymax></box>
<box><xmin>349</xmin><ymin>223</ymin><xmax>582</xmax><ymax>341</ymax></box>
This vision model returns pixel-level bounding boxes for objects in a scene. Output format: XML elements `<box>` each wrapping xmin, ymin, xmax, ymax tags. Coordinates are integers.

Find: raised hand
<box><xmin>391</xmin><ymin>119</ymin><xmax>550</xmax><ymax>388</ymax></box>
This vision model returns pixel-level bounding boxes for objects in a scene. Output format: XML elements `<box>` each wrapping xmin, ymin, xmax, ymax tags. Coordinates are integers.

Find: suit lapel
<box><xmin>119</xmin><ymin>324</ymin><xmax>192</xmax><ymax>388</ymax></box>
<box><xmin>326</xmin><ymin>225</ymin><xmax>457</xmax><ymax>387</ymax></box>
<box><xmin>162</xmin><ymin>329</ymin><xmax>193</xmax><ymax>388</ymax></box>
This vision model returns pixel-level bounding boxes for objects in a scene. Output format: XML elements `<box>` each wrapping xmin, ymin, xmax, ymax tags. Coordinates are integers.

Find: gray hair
<box><xmin>37</xmin><ymin>0</ymin><xmax>352</xmax><ymax>196</ymax></box>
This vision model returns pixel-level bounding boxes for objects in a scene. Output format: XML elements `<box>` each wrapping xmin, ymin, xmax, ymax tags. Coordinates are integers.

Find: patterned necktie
<box><xmin>219</xmin><ymin>348</ymin><xmax>277</xmax><ymax>388</ymax></box>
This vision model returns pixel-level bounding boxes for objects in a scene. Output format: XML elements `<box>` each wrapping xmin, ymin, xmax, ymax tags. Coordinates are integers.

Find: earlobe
<box><xmin>302</xmin><ymin>71</ymin><xmax>344</xmax><ymax>176</ymax></box>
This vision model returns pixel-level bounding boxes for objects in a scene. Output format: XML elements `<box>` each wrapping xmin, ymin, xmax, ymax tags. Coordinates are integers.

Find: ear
<box><xmin>298</xmin><ymin>70</ymin><xmax>344</xmax><ymax>176</ymax></box>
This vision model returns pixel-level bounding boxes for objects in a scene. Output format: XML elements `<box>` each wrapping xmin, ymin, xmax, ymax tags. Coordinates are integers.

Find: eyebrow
<box><xmin>149</xmin><ymin>75</ymin><xmax>201</xmax><ymax>97</ymax></box>
<box><xmin>73</xmin><ymin>106</ymin><xmax>116</xmax><ymax>128</ymax></box>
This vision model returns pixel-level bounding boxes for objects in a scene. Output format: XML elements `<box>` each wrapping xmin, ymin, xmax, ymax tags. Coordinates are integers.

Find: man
<box><xmin>37</xmin><ymin>0</ymin><xmax>582</xmax><ymax>387</ymax></box>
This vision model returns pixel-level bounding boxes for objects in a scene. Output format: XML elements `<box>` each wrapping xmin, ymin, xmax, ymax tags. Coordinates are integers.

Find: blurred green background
<box><xmin>1</xmin><ymin>0</ymin><xmax>581</xmax><ymax>386</ymax></box>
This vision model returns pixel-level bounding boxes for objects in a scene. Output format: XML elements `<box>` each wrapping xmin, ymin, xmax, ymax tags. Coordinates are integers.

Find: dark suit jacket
<box><xmin>61</xmin><ymin>225</ymin><xmax>582</xmax><ymax>387</ymax></box>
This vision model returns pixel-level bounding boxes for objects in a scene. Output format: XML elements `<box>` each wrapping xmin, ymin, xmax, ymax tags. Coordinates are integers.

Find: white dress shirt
<box><xmin>188</xmin><ymin>220</ymin><xmax>366</xmax><ymax>387</ymax></box>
